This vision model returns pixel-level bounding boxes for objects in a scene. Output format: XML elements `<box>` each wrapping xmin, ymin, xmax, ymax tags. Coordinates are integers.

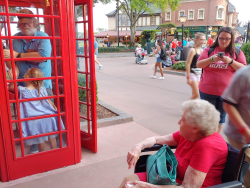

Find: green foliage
<box><xmin>158</xmin><ymin>23</ymin><xmax>176</xmax><ymax>33</ymax></box>
<box><xmin>78</xmin><ymin>73</ymin><xmax>98</xmax><ymax>103</ymax></box>
<box><xmin>176</xmin><ymin>29</ymin><xmax>190</xmax><ymax>37</ymax></box>
<box><xmin>172</xmin><ymin>61</ymin><xmax>186</xmax><ymax>70</ymax></box>
<box><xmin>241</xmin><ymin>43</ymin><xmax>250</xmax><ymax>65</ymax></box>
<box><xmin>141</xmin><ymin>30</ymin><xmax>160</xmax><ymax>46</ymax></box>
<box><xmin>122</xmin><ymin>40</ymin><xmax>131</xmax><ymax>45</ymax></box>
<box><xmin>98</xmin><ymin>47</ymin><xmax>121</xmax><ymax>53</ymax></box>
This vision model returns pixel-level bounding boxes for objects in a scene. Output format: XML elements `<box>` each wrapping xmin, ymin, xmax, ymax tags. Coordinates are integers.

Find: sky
<box><xmin>93</xmin><ymin>0</ymin><xmax>250</xmax><ymax>32</ymax></box>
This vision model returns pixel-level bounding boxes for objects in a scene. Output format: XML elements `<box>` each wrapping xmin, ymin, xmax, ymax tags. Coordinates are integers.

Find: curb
<box><xmin>157</xmin><ymin>69</ymin><xmax>185</xmax><ymax>76</ymax></box>
<box><xmin>80</xmin><ymin>100</ymin><xmax>134</xmax><ymax>129</ymax></box>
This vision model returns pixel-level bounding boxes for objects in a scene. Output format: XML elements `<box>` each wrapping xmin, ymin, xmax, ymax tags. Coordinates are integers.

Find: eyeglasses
<box><xmin>18</xmin><ymin>22</ymin><xmax>33</xmax><ymax>27</ymax></box>
<box><xmin>218</xmin><ymin>37</ymin><xmax>231</xmax><ymax>41</ymax></box>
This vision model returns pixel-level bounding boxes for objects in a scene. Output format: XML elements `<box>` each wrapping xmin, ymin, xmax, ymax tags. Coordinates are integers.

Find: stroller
<box><xmin>135</xmin><ymin>49</ymin><xmax>148</xmax><ymax>64</ymax></box>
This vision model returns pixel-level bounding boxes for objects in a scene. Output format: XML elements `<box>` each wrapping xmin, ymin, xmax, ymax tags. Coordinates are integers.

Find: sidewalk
<box><xmin>2</xmin><ymin>122</ymin><xmax>158</xmax><ymax>188</ymax></box>
<box><xmin>97</xmin><ymin>52</ymin><xmax>134</xmax><ymax>58</ymax></box>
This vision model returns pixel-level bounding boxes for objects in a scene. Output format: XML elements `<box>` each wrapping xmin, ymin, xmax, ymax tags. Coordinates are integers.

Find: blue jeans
<box><xmin>199</xmin><ymin>90</ymin><xmax>226</xmax><ymax>124</ymax></box>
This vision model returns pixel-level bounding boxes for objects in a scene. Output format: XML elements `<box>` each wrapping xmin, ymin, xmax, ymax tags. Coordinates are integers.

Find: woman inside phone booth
<box><xmin>196</xmin><ymin>27</ymin><xmax>247</xmax><ymax>133</ymax></box>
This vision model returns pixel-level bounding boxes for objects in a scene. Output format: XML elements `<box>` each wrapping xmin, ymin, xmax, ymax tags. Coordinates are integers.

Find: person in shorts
<box><xmin>150</xmin><ymin>40</ymin><xmax>164</xmax><ymax>80</ymax></box>
<box><xmin>94</xmin><ymin>37</ymin><xmax>102</xmax><ymax>69</ymax></box>
<box><xmin>186</xmin><ymin>33</ymin><xmax>206</xmax><ymax>99</ymax></box>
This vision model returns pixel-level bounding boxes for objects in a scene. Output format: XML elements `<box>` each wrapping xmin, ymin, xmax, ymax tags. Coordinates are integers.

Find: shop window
<box><xmin>178</xmin><ymin>10</ymin><xmax>185</xmax><ymax>21</ymax></box>
<box><xmin>216</xmin><ymin>6</ymin><xmax>225</xmax><ymax>21</ymax></box>
<box><xmin>165</xmin><ymin>10</ymin><xmax>171</xmax><ymax>21</ymax></box>
<box><xmin>234</xmin><ymin>16</ymin><xmax>237</xmax><ymax>23</ymax></box>
<box><xmin>188</xmin><ymin>10</ymin><xmax>194</xmax><ymax>20</ymax></box>
<box><xmin>119</xmin><ymin>16</ymin><xmax>121</xmax><ymax>26</ymax></box>
<box><xmin>142</xmin><ymin>17</ymin><xmax>146</xmax><ymax>26</ymax></box>
<box><xmin>197</xmin><ymin>9</ymin><xmax>204</xmax><ymax>20</ymax></box>
<box><xmin>122</xmin><ymin>15</ymin><xmax>126</xmax><ymax>26</ymax></box>
<box><xmin>151</xmin><ymin>17</ymin><xmax>156</xmax><ymax>25</ymax></box>
<box><xmin>128</xmin><ymin>17</ymin><xmax>131</xmax><ymax>26</ymax></box>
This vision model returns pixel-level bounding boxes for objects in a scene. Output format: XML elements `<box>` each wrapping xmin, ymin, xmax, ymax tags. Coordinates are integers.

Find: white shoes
<box><xmin>158</xmin><ymin>77</ymin><xmax>164</xmax><ymax>80</ymax></box>
<box><xmin>150</xmin><ymin>75</ymin><xmax>157</xmax><ymax>79</ymax></box>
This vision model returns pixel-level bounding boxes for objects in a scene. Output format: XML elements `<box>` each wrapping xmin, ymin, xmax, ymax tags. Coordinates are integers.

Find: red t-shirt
<box><xmin>197</xmin><ymin>47</ymin><xmax>247</xmax><ymax>96</ymax></box>
<box><xmin>173</xmin><ymin>131</ymin><xmax>228</xmax><ymax>188</ymax></box>
<box><xmin>178</xmin><ymin>41</ymin><xmax>182</xmax><ymax>47</ymax></box>
<box><xmin>207</xmin><ymin>38</ymin><xmax>213</xmax><ymax>46</ymax></box>
<box><xmin>172</xmin><ymin>42</ymin><xmax>177</xmax><ymax>49</ymax></box>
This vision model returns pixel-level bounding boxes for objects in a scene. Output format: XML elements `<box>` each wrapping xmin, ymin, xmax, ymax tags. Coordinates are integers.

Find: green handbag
<box><xmin>146</xmin><ymin>144</ymin><xmax>178</xmax><ymax>185</ymax></box>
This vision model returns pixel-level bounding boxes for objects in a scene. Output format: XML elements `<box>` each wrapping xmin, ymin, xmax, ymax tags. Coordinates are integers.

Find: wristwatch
<box><xmin>229</xmin><ymin>59</ymin><xmax>233</xmax><ymax>65</ymax></box>
<box><xmin>16</xmin><ymin>53</ymin><xmax>21</xmax><ymax>58</ymax></box>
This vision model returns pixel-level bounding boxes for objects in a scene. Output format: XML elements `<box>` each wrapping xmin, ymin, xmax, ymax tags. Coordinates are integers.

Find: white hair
<box><xmin>208</xmin><ymin>35</ymin><xmax>211</xmax><ymax>38</ymax></box>
<box><xmin>182</xmin><ymin>99</ymin><xmax>220</xmax><ymax>137</ymax></box>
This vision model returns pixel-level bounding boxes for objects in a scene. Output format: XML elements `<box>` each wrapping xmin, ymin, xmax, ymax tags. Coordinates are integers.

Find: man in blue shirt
<box><xmin>3</xmin><ymin>9</ymin><xmax>52</xmax><ymax>154</ymax></box>
<box><xmin>94</xmin><ymin>38</ymin><xmax>102</xmax><ymax>69</ymax></box>
<box><xmin>4</xmin><ymin>9</ymin><xmax>52</xmax><ymax>91</ymax></box>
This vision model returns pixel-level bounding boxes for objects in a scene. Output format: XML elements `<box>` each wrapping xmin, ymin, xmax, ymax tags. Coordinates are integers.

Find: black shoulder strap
<box><xmin>208</xmin><ymin>47</ymin><xmax>215</xmax><ymax>57</ymax></box>
<box><xmin>235</xmin><ymin>48</ymin><xmax>240</xmax><ymax>60</ymax></box>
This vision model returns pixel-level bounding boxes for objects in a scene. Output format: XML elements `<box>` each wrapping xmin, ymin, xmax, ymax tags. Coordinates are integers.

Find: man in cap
<box><xmin>4</xmin><ymin>9</ymin><xmax>52</xmax><ymax>154</ymax></box>
<box><xmin>4</xmin><ymin>9</ymin><xmax>52</xmax><ymax>92</ymax></box>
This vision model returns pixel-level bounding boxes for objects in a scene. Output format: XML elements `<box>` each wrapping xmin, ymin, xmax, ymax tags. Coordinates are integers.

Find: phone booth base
<box><xmin>0</xmin><ymin>0</ymin><xmax>97</xmax><ymax>182</ymax></box>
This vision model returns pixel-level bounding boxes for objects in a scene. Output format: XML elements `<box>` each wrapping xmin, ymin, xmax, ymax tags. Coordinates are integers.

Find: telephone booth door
<box><xmin>0</xmin><ymin>0</ymin><xmax>83</xmax><ymax>182</ymax></box>
<box><xmin>73</xmin><ymin>0</ymin><xmax>97</xmax><ymax>153</ymax></box>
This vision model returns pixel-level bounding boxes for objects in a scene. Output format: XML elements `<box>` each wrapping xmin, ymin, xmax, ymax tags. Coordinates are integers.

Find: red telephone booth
<box><xmin>0</xmin><ymin>0</ymin><xmax>97</xmax><ymax>182</ymax></box>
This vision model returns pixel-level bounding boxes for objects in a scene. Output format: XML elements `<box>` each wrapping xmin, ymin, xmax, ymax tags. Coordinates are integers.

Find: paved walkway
<box><xmin>97</xmin><ymin>52</ymin><xmax>134</xmax><ymax>58</ymax></box>
<box><xmin>2</xmin><ymin>56</ymin><xmax>197</xmax><ymax>188</ymax></box>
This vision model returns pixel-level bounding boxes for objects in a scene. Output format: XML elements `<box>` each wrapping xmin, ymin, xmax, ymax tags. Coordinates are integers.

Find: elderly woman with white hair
<box><xmin>120</xmin><ymin>99</ymin><xmax>228</xmax><ymax>188</ymax></box>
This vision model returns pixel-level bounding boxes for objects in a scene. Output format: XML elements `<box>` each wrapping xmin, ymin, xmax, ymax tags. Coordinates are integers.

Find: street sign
<box><xmin>178</xmin><ymin>32</ymin><xmax>182</xmax><ymax>35</ymax></box>
<box><xmin>156</xmin><ymin>32</ymin><xmax>162</xmax><ymax>35</ymax></box>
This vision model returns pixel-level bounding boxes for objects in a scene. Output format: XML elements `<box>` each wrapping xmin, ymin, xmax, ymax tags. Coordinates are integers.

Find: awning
<box><xmin>94</xmin><ymin>30</ymin><xmax>142</xmax><ymax>38</ymax></box>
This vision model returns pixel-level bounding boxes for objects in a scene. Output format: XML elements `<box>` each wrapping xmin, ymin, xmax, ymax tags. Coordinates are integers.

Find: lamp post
<box><xmin>125</xmin><ymin>33</ymin><xmax>128</xmax><ymax>47</ymax></box>
<box><xmin>180</xmin><ymin>13</ymin><xmax>187</xmax><ymax>61</ymax></box>
<box><xmin>244</xmin><ymin>28</ymin><xmax>247</xmax><ymax>42</ymax></box>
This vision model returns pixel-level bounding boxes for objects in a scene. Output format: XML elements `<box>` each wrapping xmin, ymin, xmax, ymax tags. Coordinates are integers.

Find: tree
<box><xmin>97</xmin><ymin>0</ymin><xmax>181</xmax><ymax>46</ymax></box>
<box><xmin>157</xmin><ymin>23</ymin><xmax>176</xmax><ymax>40</ymax></box>
<box><xmin>119</xmin><ymin>0</ymin><xmax>181</xmax><ymax>46</ymax></box>
<box><xmin>96</xmin><ymin>27</ymin><xmax>107</xmax><ymax>33</ymax></box>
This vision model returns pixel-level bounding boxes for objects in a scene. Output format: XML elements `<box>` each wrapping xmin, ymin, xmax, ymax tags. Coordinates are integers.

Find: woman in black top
<box><xmin>186</xmin><ymin>33</ymin><xmax>206</xmax><ymax>99</ymax></box>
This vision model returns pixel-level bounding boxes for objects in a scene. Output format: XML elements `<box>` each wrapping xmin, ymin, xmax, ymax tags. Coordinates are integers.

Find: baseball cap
<box><xmin>17</xmin><ymin>9</ymin><xmax>34</xmax><ymax>25</ymax></box>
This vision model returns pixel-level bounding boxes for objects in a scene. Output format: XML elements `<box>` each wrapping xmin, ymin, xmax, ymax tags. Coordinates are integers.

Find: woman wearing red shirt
<box><xmin>197</xmin><ymin>27</ymin><xmax>246</xmax><ymax>133</ymax></box>
<box><xmin>120</xmin><ymin>100</ymin><xmax>228</xmax><ymax>188</ymax></box>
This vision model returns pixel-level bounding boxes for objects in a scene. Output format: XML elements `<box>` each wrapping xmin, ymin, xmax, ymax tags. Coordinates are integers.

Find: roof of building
<box><xmin>106</xmin><ymin>6</ymin><xmax>161</xmax><ymax>17</ymax></box>
<box><xmin>228</xmin><ymin>2</ymin><xmax>235</xmax><ymax>13</ymax></box>
<box><xmin>136</xmin><ymin>26</ymin><xmax>159</xmax><ymax>31</ymax></box>
<box><xmin>235</xmin><ymin>27</ymin><xmax>247</xmax><ymax>36</ymax></box>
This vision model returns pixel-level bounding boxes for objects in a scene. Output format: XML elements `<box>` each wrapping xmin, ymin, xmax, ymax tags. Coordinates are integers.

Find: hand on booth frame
<box><xmin>3</xmin><ymin>49</ymin><xmax>19</xmax><ymax>59</ymax></box>
<box><xmin>127</xmin><ymin>144</ymin><xmax>142</xmax><ymax>169</ymax></box>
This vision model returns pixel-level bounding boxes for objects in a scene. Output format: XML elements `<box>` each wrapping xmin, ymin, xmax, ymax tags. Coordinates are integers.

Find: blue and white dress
<box><xmin>18</xmin><ymin>86</ymin><xmax>65</xmax><ymax>145</ymax></box>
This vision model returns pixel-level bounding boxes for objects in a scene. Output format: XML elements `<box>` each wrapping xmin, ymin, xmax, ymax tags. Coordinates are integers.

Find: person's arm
<box><xmin>220</xmin><ymin>56</ymin><xmax>245</xmax><ymax>71</ymax></box>
<box><xmin>155</xmin><ymin>46</ymin><xmax>161</xmax><ymax>54</ymax></box>
<box><xmin>127</xmin><ymin>134</ymin><xmax>178</xmax><ymax>169</ymax></box>
<box><xmin>94</xmin><ymin>47</ymin><xmax>97</xmax><ymax>54</ymax></box>
<box><xmin>223</xmin><ymin>103</ymin><xmax>250</xmax><ymax>143</ymax></box>
<box><xmin>185</xmin><ymin>48</ymin><xmax>196</xmax><ymax>85</ymax></box>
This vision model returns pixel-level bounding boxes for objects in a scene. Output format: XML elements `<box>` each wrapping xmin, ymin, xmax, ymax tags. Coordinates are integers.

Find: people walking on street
<box><xmin>150</xmin><ymin>39</ymin><xmax>164</xmax><ymax>80</ymax></box>
<box><xmin>197</xmin><ymin>27</ymin><xmax>247</xmax><ymax>133</ymax></box>
<box><xmin>94</xmin><ymin>37</ymin><xmax>102</xmax><ymax>69</ymax></box>
<box><xmin>189</xmin><ymin>38</ymin><xmax>194</xmax><ymax>47</ymax></box>
<box><xmin>207</xmin><ymin>34</ymin><xmax>213</xmax><ymax>47</ymax></box>
<box><xmin>186</xmin><ymin>33</ymin><xmax>206</xmax><ymax>99</ymax></box>
<box><xmin>221</xmin><ymin>65</ymin><xmax>250</xmax><ymax>187</ymax></box>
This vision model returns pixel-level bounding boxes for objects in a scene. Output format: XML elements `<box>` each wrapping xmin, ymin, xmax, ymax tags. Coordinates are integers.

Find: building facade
<box><xmin>162</xmin><ymin>0</ymin><xmax>238</xmax><ymax>39</ymax></box>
